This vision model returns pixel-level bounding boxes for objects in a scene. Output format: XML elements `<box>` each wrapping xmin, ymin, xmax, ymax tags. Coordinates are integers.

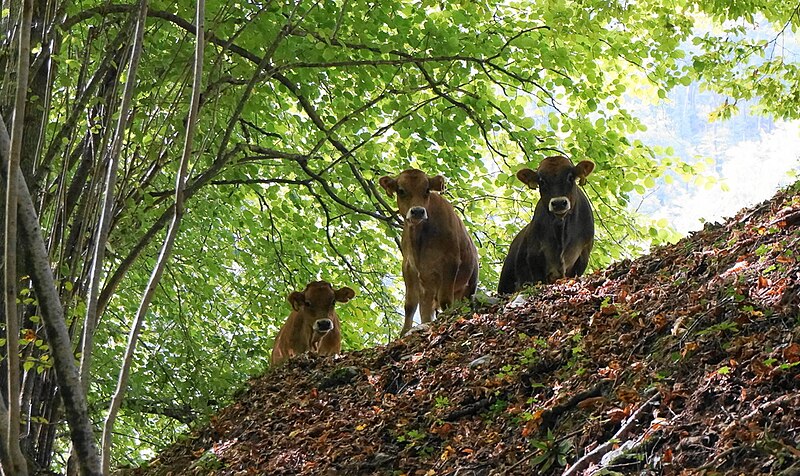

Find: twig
<box><xmin>444</xmin><ymin>398</ymin><xmax>493</xmax><ymax>422</ymax></box>
<box><xmin>561</xmin><ymin>391</ymin><xmax>660</xmax><ymax>476</ymax></box>
<box><xmin>697</xmin><ymin>445</ymin><xmax>746</xmax><ymax>471</ymax></box>
<box><xmin>503</xmin><ymin>428</ymin><xmax>593</xmax><ymax>474</ymax></box>
<box><xmin>540</xmin><ymin>379</ymin><xmax>613</xmax><ymax>429</ymax></box>
<box><xmin>502</xmin><ymin>381</ymin><xmax>613</xmax><ymax>474</ymax></box>
<box><xmin>768</xmin><ymin>208</ymin><xmax>800</xmax><ymax>228</ymax></box>
<box><xmin>740</xmin><ymin>394</ymin><xmax>797</xmax><ymax>422</ymax></box>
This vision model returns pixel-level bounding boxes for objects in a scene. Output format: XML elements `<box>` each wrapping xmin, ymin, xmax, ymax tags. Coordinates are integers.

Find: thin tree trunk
<box><xmin>99</xmin><ymin>0</ymin><xmax>203</xmax><ymax>470</ymax></box>
<box><xmin>77</xmin><ymin>0</ymin><xmax>151</xmax><ymax>472</ymax></box>
<box><xmin>78</xmin><ymin>0</ymin><xmax>149</xmax><ymax>392</ymax></box>
<box><xmin>0</xmin><ymin>118</ymin><xmax>102</xmax><ymax>476</ymax></box>
<box><xmin>0</xmin><ymin>395</ymin><xmax>11</xmax><ymax>474</ymax></box>
<box><xmin>3</xmin><ymin>0</ymin><xmax>33</xmax><ymax>472</ymax></box>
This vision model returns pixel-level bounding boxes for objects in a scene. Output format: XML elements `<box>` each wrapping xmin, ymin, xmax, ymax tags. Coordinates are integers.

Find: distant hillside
<box><xmin>129</xmin><ymin>182</ymin><xmax>800</xmax><ymax>476</ymax></box>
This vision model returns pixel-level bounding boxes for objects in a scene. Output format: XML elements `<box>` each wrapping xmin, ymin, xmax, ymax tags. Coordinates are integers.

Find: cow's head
<box><xmin>517</xmin><ymin>156</ymin><xmax>594</xmax><ymax>218</ymax></box>
<box><xmin>379</xmin><ymin>169</ymin><xmax>445</xmax><ymax>225</ymax></box>
<box><xmin>288</xmin><ymin>280</ymin><xmax>355</xmax><ymax>335</ymax></box>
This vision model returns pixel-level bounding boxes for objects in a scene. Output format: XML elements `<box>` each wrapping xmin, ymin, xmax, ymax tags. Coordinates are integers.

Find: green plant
<box><xmin>521</xmin><ymin>340</ymin><xmax>546</xmax><ymax>365</ymax></box>
<box><xmin>497</xmin><ymin>364</ymin><xmax>517</xmax><ymax>380</ymax></box>
<box><xmin>397</xmin><ymin>429</ymin><xmax>426</xmax><ymax>446</ymax></box>
<box><xmin>488</xmin><ymin>399</ymin><xmax>509</xmax><ymax>417</ymax></box>
<box><xmin>697</xmin><ymin>320</ymin><xmax>739</xmax><ymax>336</ymax></box>
<box><xmin>192</xmin><ymin>450</ymin><xmax>223</xmax><ymax>470</ymax></box>
<box><xmin>764</xmin><ymin>357</ymin><xmax>800</xmax><ymax>372</ymax></box>
<box><xmin>396</xmin><ymin>428</ymin><xmax>434</xmax><ymax>456</ymax></box>
<box><xmin>434</xmin><ymin>396</ymin><xmax>451</xmax><ymax>408</ymax></box>
<box><xmin>530</xmin><ymin>429</ymin><xmax>573</xmax><ymax>472</ymax></box>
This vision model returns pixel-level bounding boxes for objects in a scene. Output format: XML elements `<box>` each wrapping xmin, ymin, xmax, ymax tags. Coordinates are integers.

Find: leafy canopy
<box><xmin>4</xmin><ymin>0</ymin><xmax>798</xmax><ymax>469</ymax></box>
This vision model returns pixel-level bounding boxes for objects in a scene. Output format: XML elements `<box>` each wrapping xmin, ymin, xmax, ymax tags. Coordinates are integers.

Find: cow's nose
<box><xmin>549</xmin><ymin>197</ymin><xmax>570</xmax><ymax>215</ymax></box>
<box><xmin>314</xmin><ymin>319</ymin><xmax>333</xmax><ymax>333</ymax></box>
<box><xmin>407</xmin><ymin>206</ymin><xmax>428</xmax><ymax>221</ymax></box>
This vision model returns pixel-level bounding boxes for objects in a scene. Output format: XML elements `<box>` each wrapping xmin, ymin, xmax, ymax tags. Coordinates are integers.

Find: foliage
<box><xmin>686</xmin><ymin>0</ymin><xmax>800</xmax><ymax>120</ymax></box>
<box><xmin>1</xmin><ymin>0</ymin><xmax>799</xmax><ymax>471</ymax></box>
<box><xmin>530</xmin><ymin>429</ymin><xmax>573</xmax><ymax>473</ymax></box>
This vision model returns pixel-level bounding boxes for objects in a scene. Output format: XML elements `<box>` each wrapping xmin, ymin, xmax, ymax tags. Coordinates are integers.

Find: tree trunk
<box><xmin>1</xmin><ymin>117</ymin><xmax>102</xmax><ymax>476</ymax></box>
<box><xmin>100</xmin><ymin>0</ymin><xmax>203</xmax><ymax>469</ymax></box>
<box><xmin>3</xmin><ymin>0</ymin><xmax>33</xmax><ymax>472</ymax></box>
<box><xmin>78</xmin><ymin>0</ymin><xmax>149</xmax><ymax>394</ymax></box>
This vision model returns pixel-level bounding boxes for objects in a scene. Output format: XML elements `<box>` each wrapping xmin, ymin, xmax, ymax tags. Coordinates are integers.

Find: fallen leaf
<box><xmin>578</xmin><ymin>396</ymin><xmax>608</xmax><ymax>409</ymax></box>
<box><xmin>783</xmin><ymin>343</ymin><xmax>800</xmax><ymax>363</ymax></box>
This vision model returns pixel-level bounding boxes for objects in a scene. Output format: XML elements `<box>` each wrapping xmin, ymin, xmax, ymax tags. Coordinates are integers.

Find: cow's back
<box><xmin>271</xmin><ymin>312</ymin><xmax>302</xmax><ymax>366</ymax></box>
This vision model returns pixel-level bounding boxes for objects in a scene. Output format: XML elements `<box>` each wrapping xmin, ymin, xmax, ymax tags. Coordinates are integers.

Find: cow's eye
<box><xmin>539</xmin><ymin>178</ymin><xmax>548</xmax><ymax>187</ymax></box>
<box><xmin>397</xmin><ymin>188</ymin><xmax>406</xmax><ymax>197</ymax></box>
<box><xmin>567</xmin><ymin>173</ymin><xmax>575</xmax><ymax>183</ymax></box>
<box><xmin>305</xmin><ymin>300</ymin><xmax>312</xmax><ymax>307</ymax></box>
<box><xmin>424</xmin><ymin>188</ymin><xmax>431</xmax><ymax>197</ymax></box>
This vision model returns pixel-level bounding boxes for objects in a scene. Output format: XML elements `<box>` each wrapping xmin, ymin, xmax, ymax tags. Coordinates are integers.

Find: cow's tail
<box><xmin>467</xmin><ymin>263</ymin><xmax>479</xmax><ymax>297</ymax></box>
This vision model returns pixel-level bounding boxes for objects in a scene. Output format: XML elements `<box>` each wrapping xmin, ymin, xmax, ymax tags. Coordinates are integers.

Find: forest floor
<box><xmin>129</xmin><ymin>182</ymin><xmax>800</xmax><ymax>476</ymax></box>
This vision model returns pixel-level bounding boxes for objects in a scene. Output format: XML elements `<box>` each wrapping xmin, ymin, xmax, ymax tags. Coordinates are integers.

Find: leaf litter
<box><xmin>130</xmin><ymin>182</ymin><xmax>800</xmax><ymax>476</ymax></box>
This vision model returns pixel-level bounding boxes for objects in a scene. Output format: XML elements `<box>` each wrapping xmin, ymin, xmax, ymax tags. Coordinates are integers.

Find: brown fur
<box><xmin>379</xmin><ymin>169</ymin><xmax>479</xmax><ymax>335</ymax></box>
<box><xmin>498</xmin><ymin>156</ymin><xmax>595</xmax><ymax>293</ymax></box>
<box><xmin>270</xmin><ymin>280</ymin><xmax>355</xmax><ymax>366</ymax></box>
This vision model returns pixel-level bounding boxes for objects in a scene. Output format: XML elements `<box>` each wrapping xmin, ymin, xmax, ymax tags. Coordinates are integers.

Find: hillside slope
<box><xmin>132</xmin><ymin>183</ymin><xmax>800</xmax><ymax>476</ymax></box>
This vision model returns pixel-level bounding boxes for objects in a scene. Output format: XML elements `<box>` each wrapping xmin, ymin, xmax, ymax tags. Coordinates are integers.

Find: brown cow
<box><xmin>270</xmin><ymin>280</ymin><xmax>355</xmax><ymax>366</ymax></box>
<box><xmin>379</xmin><ymin>169</ymin><xmax>479</xmax><ymax>335</ymax></box>
<box><xmin>497</xmin><ymin>156</ymin><xmax>595</xmax><ymax>294</ymax></box>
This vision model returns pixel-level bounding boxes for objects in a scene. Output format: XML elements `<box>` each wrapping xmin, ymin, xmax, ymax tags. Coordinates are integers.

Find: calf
<box><xmin>270</xmin><ymin>280</ymin><xmax>355</xmax><ymax>366</ymax></box>
<box><xmin>498</xmin><ymin>156</ymin><xmax>595</xmax><ymax>293</ymax></box>
<box><xmin>379</xmin><ymin>169</ymin><xmax>479</xmax><ymax>335</ymax></box>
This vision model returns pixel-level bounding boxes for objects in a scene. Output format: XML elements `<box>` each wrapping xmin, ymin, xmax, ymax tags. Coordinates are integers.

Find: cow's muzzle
<box><xmin>549</xmin><ymin>196</ymin><xmax>571</xmax><ymax>217</ymax></box>
<box><xmin>406</xmin><ymin>206</ymin><xmax>428</xmax><ymax>222</ymax></box>
<box><xmin>313</xmin><ymin>318</ymin><xmax>333</xmax><ymax>333</ymax></box>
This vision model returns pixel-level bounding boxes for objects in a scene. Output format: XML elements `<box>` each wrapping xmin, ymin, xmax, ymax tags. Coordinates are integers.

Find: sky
<box><xmin>633</xmin><ymin>18</ymin><xmax>800</xmax><ymax>235</ymax></box>
<box><xmin>640</xmin><ymin>117</ymin><xmax>800</xmax><ymax>234</ymax></box>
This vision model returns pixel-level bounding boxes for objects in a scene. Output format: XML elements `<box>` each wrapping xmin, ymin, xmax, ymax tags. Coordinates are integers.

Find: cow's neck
<box><xmin>405</xmin><ymin>219</ymin><xmax>438</xmax><ymax>258</ymax></box>
<box><xmin>552</xmin><ymin>214</ymin><xmax>569</xmax><ymax>253</ymax></box>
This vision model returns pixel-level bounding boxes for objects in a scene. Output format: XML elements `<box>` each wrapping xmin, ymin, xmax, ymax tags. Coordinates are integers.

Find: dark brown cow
<box><xmin>270</xmin><ymin>280</ymin><xmax>355</xmax><ymax>366</ymax></box>
<box><xmin>498</xmin><ymin>156</ymin><xmax>595</xmax><ymax>293</ymax></box>
<box><xmin>379</xmin><ymin>169</ymin><xmax>479</xmax><ymax>335</ymax></box>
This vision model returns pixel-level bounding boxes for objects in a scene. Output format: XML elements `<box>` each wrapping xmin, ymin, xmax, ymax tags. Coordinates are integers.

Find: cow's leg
<box><xmin>402</xmin><ymin>267</ymin><xmax>420</xmax><ymax>335</ymax></box>
<box><xmin>419</xmin><ymin>287</ymin><xmax>436</xmax><ymax>324</ymax></box>
<box><xmin>434</xmin><ymin>261</ymin><xmax>460</xmax><ymax>320</ymax></box>
<box><xmin>497</xmin><ymin>255</ymin><xmax>517</xmax><ymax>294</ymax></box>
<box><xmin>317</xmin><ymin>330</ymin><xmax>340</xmax><ymax>356</ymax></box>
<box><xmin>402</xmin><ymin>299</ymin><xmax>419</xmax><ymax>335</ymax></box>
<box><xmin>542</xmin><ymin>246</ymin><xmax>565</xmax><ymax>283</ymax></box>
<box><xmin>499</xmin><ymin>231</ymin><xmax>525</xmax><ymax>293</ymax></box>
<box><xmin>567</xmin><ymin>246</ymin><xmax>591</xmax><ymax>278</ymax></box>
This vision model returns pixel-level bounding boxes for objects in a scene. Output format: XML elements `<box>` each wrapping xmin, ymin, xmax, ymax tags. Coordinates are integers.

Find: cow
<box><xmin>497</xmin><ymin>156</ymin><xmax>595</xmax><ymax>294</ymax></box>
<box><xmin>270</xmin><ymin>280</ymin><xmax>355</xmax><ymax>366</ymax></box>
<box><xmin>379</xmin><ymin>169</ymin><xmax>479</xmax><ymax>335</ymax></box>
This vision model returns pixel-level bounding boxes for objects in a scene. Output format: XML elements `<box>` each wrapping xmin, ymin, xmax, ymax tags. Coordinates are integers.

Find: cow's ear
<box><xmin>288</xmin><ymin>291</ymin><xmax>305</xmax><ymax>311</ymax></box>
<box><xmin>429</xmin><ymin>175</ymin><xmax>445</xmax><ymax>192</ymax></box>
<box><xmin>516</xmin><ymin>168</ymin><xmax>539</xmax><ymax>190</ymax></box>
<box><xmin>335</xmin><ymin>286</ymin><xmax>356</xmax><ymax>303</ymax></box>
<box><xmin>378</xmin><ymin>176</ymin><xmax>397</xmax><ymax>197</ymax></box>
<box><xmin>575</xmin><ymin>161</ymin><xmax>594</xmax><ymax>185</ymax></box>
